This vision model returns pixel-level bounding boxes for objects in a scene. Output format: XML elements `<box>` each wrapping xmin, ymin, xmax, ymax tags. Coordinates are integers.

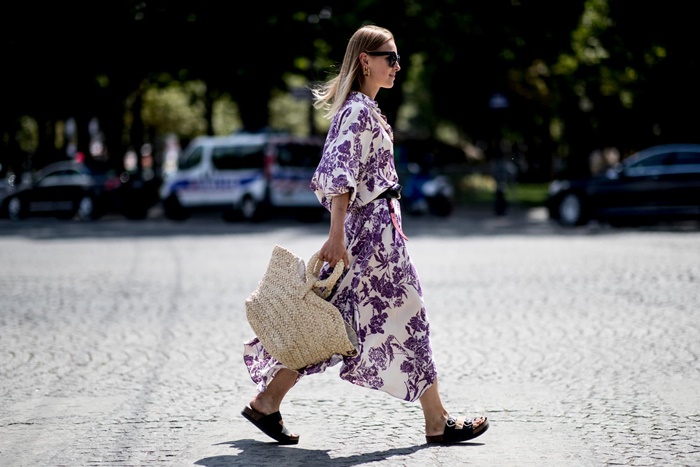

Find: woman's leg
<box><xmin>419</xmin><ymin>378</ymin><xmax>450</xmax><ymax>436</ymax></box>
<box><xmin>248</xmin><ymin>368</ymin><xmax>298</xmax><ymax>414</ymax></box>
<box><xmin>243</xmin><ymin>368</ymin><xmax>300</xmax><ymax>444</ymax></box>
<box><xmin>419</xmin><ymin>377</ymin><xmax>487</xmax><ymax>437</ymax></box>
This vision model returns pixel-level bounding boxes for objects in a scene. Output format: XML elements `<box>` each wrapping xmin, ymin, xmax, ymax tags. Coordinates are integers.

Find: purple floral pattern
<box><xmin>243</xmin><ymin>92</ymin><xmax>437</xmax><ymax>402</ymax></box>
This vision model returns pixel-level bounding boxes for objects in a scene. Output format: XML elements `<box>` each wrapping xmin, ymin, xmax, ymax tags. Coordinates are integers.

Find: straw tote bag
<box><xmin>245</xmin><ymin>245</ymin><xmax>359</xmax><ymax>370</ymax></box>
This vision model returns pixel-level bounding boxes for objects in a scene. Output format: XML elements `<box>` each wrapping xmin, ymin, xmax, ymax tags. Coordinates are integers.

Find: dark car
<box><xmin>1</xmin><ymin>160</ymin><xmax>158</xmax><ymax>221</ymax></box>
<box><xmin>399</xmin><ymin>164</ymin><xmax>455</xmax><ymax>217</ymax></box>
<box><xmin>394</xmin><ymin>138</ymin><xmax>465</xmax><ymax>217</ymax></box>
<box><xmin>546</xmin><ymin>143</ymin><xmax>700</xmax><ymax>227</ymax></box>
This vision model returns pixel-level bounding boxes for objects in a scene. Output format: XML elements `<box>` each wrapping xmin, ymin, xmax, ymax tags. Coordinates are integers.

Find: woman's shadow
<box><xmin>195</xmin><ymin>438</ymin><xmax>483</xmax><ymax>466</ymax></box>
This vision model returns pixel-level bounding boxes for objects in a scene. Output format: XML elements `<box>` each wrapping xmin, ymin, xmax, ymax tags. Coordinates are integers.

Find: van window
<box><xmin>212</xmin><ymin>145</ymin><xmax>265</xmax><ymax>170</ymax></box>
<box><xmin>179</xmin><ymin>146</ymin><xmax>203</xmax><ymax>170</ymax></box>
<box><xmin>276</xmin><ymin>143</ymin><xmax>322</xmax><ymax>168</ymax></box>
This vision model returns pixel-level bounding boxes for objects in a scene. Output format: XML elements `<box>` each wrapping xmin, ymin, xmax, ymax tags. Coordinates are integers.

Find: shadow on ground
<box><xmin>195</xmin><ymin>438</ymin><xmax>484</xmax><ymax>466</ymax></box>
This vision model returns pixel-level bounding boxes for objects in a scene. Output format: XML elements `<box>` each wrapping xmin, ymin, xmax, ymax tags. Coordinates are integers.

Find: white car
<box><xmin>160</xmin><ymin>132</ymin><xmax>326</xmax><ymax>221</ymax></box>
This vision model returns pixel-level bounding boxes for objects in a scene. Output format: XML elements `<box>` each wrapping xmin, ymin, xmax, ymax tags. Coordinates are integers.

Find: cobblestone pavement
<box><xmin>1</xmin><ymin>210</ymin><xmax>699</xmax><ymax>466</ymax></box>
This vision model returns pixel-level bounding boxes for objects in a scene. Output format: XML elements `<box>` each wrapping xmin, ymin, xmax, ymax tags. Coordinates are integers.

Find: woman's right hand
<box><xmin>319</xmin><ymin>236</ymin><xmax>348</xmax><ymax>269</ymax></box>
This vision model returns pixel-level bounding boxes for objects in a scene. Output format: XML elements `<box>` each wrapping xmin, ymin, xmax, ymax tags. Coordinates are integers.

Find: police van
<box><xmin>160</xmin><ymin>131</ymin><xmax>326</xmax><ymax>221</ymax></box>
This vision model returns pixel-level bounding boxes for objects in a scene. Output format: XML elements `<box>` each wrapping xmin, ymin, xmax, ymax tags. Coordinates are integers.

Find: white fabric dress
<box><xmin>243</xmin><ymin>91</ymin><xmax>437</xmax><ymax>402</ymax></box>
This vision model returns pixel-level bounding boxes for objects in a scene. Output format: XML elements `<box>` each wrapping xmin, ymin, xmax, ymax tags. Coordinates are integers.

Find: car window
<box><xmin>37</xmin><ymin>169</ymin><xmax>85</xmax><ymax>187</ymax></box>
<box><xmin>212</xmin><ymin>144</ymin><xmax>265</xmax><ymax>170</ymax></box>
<box><xmin>627</xmin><ymin>149</ymin><xmax>700</xmax><ymax>176</ymax></box>
<box><xmin>628</xmin><ymin>152</ymin><xmax>670</xmax><ymax>169</ymax></box>
<box><xmin>674</xmin><ymin>151</ymin><xmax>700</xmax><ymax>165</ymax></box>
<box><xmin>662</xmin><ymin>151</ymin><xmax>700</xmax><ymax>175</ymax></box>
<box><xmin>179</xmin><ymin>146</ymin><xmax>203</xmax><ymax>170</ymax></box>
<box><xmin>624</xmin><ymin>151</ymin><xmax>672</xmax><ymax>177</ymax></box>
<box><xmin>276</xmin><ymin>143</ymin><xmax>323</xmax><ymax>168</ymax></box>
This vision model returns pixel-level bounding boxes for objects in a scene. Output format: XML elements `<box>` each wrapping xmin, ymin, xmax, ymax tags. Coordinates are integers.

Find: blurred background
<box><xmin>1</xmin><ymin>0</ymin><xmax>698</xmax><ymax>219</ymax></box>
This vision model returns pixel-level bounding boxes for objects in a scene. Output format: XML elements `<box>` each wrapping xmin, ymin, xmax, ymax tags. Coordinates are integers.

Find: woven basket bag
<box><xmin>245</xmin><ymin>245</ymin><xmax>359</xmax><ymax>370</ymax></box>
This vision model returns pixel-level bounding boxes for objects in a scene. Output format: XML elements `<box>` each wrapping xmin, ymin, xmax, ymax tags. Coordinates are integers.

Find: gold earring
<box><xmin>364</xmin><ymin>66</ymin><xmax>370</xmax><ymax>77</ymax></box>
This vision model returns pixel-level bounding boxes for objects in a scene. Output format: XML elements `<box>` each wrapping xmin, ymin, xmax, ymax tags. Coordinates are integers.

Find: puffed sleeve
<box><xmin>310</xmin><ymin>101</ymin><xmax>374</xmax><ymax>210</ymax></box>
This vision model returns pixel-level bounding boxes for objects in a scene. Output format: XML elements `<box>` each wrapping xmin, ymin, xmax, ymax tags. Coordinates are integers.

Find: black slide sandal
<box><xmin>242</xmin><ymin>406</ymin><xmax>300</xmax><ymax>445</ymax></box>
<box><xmin>426</xmin><ymin>416</ymin><xmax>489</xmax><ymax>444</ymax></box>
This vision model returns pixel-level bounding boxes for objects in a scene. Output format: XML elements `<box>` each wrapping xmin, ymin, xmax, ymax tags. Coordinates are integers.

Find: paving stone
<box><xmin>0</xmin><ymin>213</ymin><xmax>698</xmax><ymax>466</ymax></box>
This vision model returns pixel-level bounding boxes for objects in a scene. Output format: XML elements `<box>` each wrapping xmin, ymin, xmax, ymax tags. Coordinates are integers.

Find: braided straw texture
<box><xmin>245</xmin><ymin>245</ymin><xmax>358</xmax><ymax>370</ymax></box>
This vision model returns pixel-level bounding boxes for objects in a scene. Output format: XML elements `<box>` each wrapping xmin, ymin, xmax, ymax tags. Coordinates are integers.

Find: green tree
<box><xmin>1</xmin><ymin>0</ymin><xmax>698</xmax><ymax>183</ymax></box>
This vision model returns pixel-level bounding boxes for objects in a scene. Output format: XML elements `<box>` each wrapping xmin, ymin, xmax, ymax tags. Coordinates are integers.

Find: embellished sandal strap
<box><xmin>446</xmin><ymin>415</ymin><xmax>473</xmax><ymax>430</ymax></box>
<box><xmin>426</xmin><ymin>415</ymin><xmax>489</xmax><ymax>444</ymax></box>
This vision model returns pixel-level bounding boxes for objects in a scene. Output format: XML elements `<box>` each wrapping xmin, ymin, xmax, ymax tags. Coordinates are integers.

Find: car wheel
<box><xmin>240</xmin><ymin>195</ymin><xmax>262</xmax><ymax>222</ymax></box>
<box><xmin>76</xmin><ymin>195</ymin><xmax>97</xmax><ymax>221</ymax></box>
<box><xmin>558</xmin><ymin>192</ymin><xmax>587</xmax><ymax>226</ymax></box>
<box><xmin>407</xmin><ymin>198</ymin><xmax>429</xmax><ymax>216</ymax></box>
<box><xmin>7</xmin><ymin>196</ymin><xmax>25</xmax><ymax>221</ymax></box>
<box><xmin>163</xmin><ymin>194</ymin><xmax>189</xmax><ymax>220</ymax></box>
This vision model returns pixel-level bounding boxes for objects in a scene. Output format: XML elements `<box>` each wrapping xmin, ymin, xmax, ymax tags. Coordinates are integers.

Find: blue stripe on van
<box><xmin>170</xmin><ymin>174</ymin><xmax>264</xmax><ymax>192</ymax></box>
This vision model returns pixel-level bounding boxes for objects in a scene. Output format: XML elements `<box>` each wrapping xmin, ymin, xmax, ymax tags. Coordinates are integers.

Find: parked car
<box><xmin>400</xmin><ymin>163</ymin><xmax>455</xmax><ymax>217</ymax></box>
<box><xmin>546</xmin><ymin>143</ymin><xmax>700</xmax><ymax>227</ymax></box>
<box><xmin>0</xmin><ymin>174</ymin><xmax>12</xmax><ymax>210</ymax></box>
<box><xmin>160</xmin><ymin>131</ymin><xmax>326</xmax><ymax>222</ymax></box>
<box><xmin>394</xmin><ymin>137</ymin><xmax>466</xmax><ymax>217</ymax></box>
<box><xmin>115</xmin><ymin>168</ymin><xmax>162</xmax><ymax>219</ymax></box>
<box><xmin>0</xmin><ymin>160</ymin><xmax>158</xmax><ymax>221</ymax></box>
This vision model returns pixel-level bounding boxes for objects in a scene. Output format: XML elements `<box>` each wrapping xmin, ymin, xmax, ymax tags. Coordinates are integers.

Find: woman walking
<box><xmin>242</xmin><ymin>23</ymin><xmax>489</xmax><ymax>446</ymax></box>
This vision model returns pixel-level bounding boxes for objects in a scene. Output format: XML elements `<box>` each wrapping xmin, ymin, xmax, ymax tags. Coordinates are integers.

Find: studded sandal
<box><xmin>425</xmin><ymin>415</ymin><xmax>489</xmax><ymax>444</ymax></box>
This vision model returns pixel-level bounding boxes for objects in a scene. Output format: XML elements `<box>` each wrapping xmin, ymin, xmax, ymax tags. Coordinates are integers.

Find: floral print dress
<box><xmin>243</xmin><ymin>91</ymin><xmax>437</xmax><ymax>402</ymax></box>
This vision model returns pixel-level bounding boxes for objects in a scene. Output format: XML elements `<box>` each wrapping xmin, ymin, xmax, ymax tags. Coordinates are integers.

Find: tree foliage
<box><xmin>1</xmin><ymin>0</ymin><xmax>698</xmax><ymax>181</ymax></box>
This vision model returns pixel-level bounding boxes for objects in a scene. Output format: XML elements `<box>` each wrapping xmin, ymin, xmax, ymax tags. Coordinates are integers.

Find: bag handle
<box><xmin>306</xmin><ymin>252</ymin><xmax>345</xmax><ymax>299</ymax></box>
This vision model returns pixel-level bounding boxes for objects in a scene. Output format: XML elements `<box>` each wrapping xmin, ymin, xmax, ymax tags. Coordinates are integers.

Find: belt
<box><xmin>375</xmin><ymin>185</ymin><xmax>402</xmax><ymax>200</ymax></box>
<box><xmin>375</xmin><ymin>186</ymin><xmax>409</xmax><ymax>241</ymax></box>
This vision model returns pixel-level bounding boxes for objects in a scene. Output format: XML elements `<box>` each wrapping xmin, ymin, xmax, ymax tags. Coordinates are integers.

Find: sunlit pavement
<box><xmin>1</xmin><ymin>209</ymin><xmax>699</xmax><ymax>466</ymax></box>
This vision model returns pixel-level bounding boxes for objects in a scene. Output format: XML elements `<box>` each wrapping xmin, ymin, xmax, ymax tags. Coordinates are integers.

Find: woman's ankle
<box><xmin>250</xmin><ymin>395</ymin><xmax>279</xmax><ymax>415</ymax></box>
<box><xmin>423</xmin><ymin>410</ymin><xmax>449</xmax><ymax>432</ymax></box>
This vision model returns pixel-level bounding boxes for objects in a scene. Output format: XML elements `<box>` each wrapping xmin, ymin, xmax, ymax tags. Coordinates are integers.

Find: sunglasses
<box><xmin>366</xmin><ymin>51</ymin><xmax>400</xmax><ymax>67</ymax></box>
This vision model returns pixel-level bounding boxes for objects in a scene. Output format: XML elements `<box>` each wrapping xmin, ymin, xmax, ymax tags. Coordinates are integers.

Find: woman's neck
<box><xmin>358</xmin><ymin>83</ymin><xmax>378</xmax><ymax>100</ymax></box>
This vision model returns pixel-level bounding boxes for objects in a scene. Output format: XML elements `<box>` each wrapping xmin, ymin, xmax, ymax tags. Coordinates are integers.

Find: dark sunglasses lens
<box><xmin>368</xmin><ymin>51</ymin><xmax>400</xmax><ymax>66</ymax></box>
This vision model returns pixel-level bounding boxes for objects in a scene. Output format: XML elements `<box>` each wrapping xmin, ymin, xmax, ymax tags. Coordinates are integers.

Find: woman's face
<box><xmin>364</xmin><ymin>40</ymin><xmax>401</xmax><ymax>89</ymax></box>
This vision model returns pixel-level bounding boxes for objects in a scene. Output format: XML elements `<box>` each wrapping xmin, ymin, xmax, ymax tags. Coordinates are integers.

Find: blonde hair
<box><xmin>311</xmin><ymin>24</ymin><xmax>394</xmax><ymax>120</ymax></box>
